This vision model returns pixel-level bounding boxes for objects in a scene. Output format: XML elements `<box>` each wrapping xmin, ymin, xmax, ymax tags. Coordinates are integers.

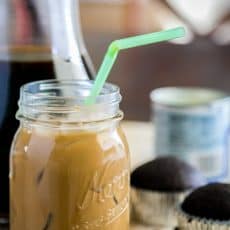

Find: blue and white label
<box><xmin>154</xmin><ymin>102</ymin><xmax>230</xmax><ymax>182</ymax></box>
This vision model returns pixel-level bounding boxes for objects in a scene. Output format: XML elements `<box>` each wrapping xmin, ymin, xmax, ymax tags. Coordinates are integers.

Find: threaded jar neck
<box><xmin>17</xmin><ymin>80</ymin><xmax>122</xmax><ymax>124</ymax></box>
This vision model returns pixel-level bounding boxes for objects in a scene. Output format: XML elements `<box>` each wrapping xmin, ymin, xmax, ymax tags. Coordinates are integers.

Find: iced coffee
<box><xmin>10</xmin><ymin>80</ymin><xmax>130</xmax><ymax>230</ymax></box>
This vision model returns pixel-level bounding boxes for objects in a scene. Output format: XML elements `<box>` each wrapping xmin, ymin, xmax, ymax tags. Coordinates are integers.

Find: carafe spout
<box><xmin>49</xmin><ymin>0</ymin><xmax>95</xmax><ymax>80</ymax></box>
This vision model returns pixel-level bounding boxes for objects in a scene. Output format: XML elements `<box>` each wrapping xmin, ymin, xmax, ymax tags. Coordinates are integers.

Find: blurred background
<box><xmin>80</xmin><ymin>0</ymin><xmax>230</xmax><ymax>121</ymax></box>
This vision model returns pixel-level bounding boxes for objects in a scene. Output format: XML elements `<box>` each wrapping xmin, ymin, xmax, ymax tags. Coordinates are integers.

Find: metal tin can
<box><xmin>150</xmin><ymin>87</ymin><xmax>230</xmax><ymax>182</ymax></box>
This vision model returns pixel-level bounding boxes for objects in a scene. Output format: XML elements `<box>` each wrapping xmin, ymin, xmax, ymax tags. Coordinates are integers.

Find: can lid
<box><xmin>150</xmin><ymin>87</ymin><xmax>228</xmax><ymax>107</ymax></box>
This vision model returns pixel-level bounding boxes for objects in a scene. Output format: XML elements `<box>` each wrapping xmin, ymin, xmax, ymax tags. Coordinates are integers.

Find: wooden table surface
<box><xmin>122</xmin><ymin>121</ymin><xmax>154</xmax><ymax>170</ymax></box>
<box><xmin>122</xmin><ymin>121</ymin><xmax>155</xmax><ymax>229</ymax></box>
<box><xmin>122</xmin><ymin>121</ymin><xmax>178</xmax><ymax>229</ymax></box>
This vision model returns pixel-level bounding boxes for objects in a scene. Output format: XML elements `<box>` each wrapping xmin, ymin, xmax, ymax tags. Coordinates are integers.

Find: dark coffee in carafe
<box><xmin>0</xmin><ymin>46</ymin><xmax>55</xmax><ymax>222</ymax></box>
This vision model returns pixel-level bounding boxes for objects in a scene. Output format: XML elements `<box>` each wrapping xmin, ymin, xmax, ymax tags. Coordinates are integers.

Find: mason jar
<box><xmin>10</xmin><ymin>80</ymin><xmax>130</xmax><ymax>230</ymax></box>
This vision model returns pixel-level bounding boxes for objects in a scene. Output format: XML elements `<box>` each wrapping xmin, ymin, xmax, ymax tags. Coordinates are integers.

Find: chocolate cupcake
<box><xmin>131</xmin><ymin>156</ymin><xmax>205</xmax><ymax>228</ymax></box>
<box><xmin>178</xmin><ymin>183</ymin><xmax>230</xmax><ymax>229</ymax></box>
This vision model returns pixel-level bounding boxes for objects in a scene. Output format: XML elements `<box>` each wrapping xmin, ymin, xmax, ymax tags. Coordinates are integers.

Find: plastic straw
<box><xmin>85</xmin><ymin>27</ymin><xmax>185</xmax><ymax>105</ymax></box>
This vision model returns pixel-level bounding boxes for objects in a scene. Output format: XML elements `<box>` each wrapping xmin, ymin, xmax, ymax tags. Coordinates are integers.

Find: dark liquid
<box><xmin>0</xmin><ymin>52</ymin><xmax>55</xmax><ymax>225</ymax></box>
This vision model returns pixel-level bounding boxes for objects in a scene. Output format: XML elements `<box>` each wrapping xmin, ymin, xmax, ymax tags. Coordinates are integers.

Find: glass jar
<box><xmin>10</xmin><ymin>80</ymin><xmax>130</xmax><ymax>230</ymax></box>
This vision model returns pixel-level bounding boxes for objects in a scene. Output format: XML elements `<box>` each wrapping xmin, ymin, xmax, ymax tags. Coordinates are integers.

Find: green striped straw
<box><xmin>85</xmin><ymin>27</ymin><xmax>185</xmax><ymax>105</ymax></box>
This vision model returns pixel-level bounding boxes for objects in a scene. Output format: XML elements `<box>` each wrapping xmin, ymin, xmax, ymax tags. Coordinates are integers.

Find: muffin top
<box><xmin>181</xmin><ymin>183</ymin><xmax>230</xmax><ymax>221</ymax></box>
<box><xmin>131</xmin><ymin>156</ymin><xmax>205</xmax><ymax>192</ymax></box>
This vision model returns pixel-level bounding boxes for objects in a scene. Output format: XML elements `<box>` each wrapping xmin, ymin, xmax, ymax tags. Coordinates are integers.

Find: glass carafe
<box><xmin>0</xmin><ymin>0</ymin><xmax>94</xmax><ymax>226</ymax></box>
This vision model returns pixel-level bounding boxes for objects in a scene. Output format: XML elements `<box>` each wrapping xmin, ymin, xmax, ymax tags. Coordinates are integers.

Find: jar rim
<box><xmin>18</xmin><ymin>79</ymin><xmax>122</xmax><ymax>123</ymax></box>
<box><xmin>20</xmin><ymin>79</ymin><xmax>121</xmax><ymax>105</ymax></box>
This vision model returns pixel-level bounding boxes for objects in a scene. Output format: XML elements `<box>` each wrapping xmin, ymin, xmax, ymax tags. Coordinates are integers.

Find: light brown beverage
<box><xmin>10</xmin><ymin>123</ymin><xmax>130</xmax><ymax>230</ymax></box>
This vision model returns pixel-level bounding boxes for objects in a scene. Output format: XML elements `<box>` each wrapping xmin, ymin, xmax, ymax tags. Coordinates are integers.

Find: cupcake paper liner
<box><xmin>177</xmin><ymin>206</ymin><xmax>230</xmax><ymax>230</ymax></box>
<box><xmin>131</xmin><ymin>187</ymin><xmax>187</xmax><ymax>228</ymax></box>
